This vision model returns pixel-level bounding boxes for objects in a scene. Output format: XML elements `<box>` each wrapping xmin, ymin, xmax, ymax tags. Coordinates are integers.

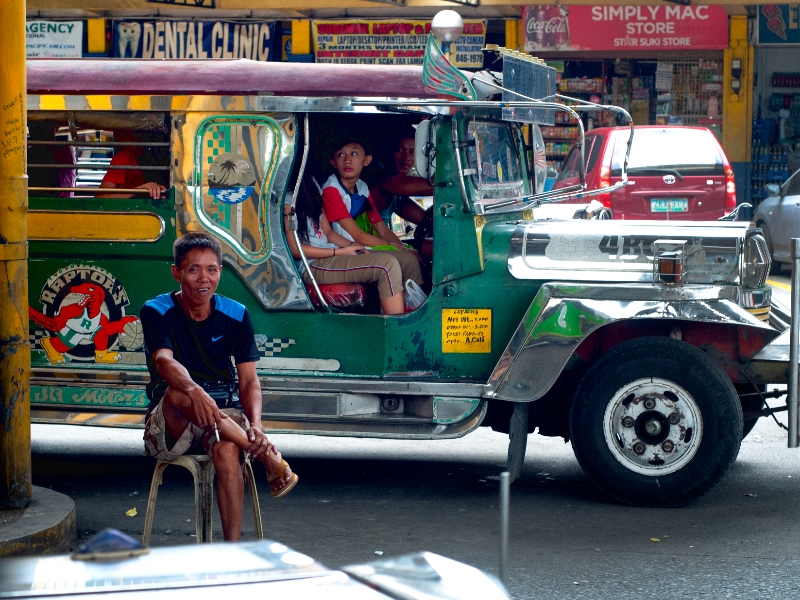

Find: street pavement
<box><xmin>769</xmin><ymin>272</ymin><xmax>792</xmax><ymax>309</ymax></box>
<box><xmin>30</xmin><ymin>390</ymin><xmax>800</xmax><ymax>599</ymax></box>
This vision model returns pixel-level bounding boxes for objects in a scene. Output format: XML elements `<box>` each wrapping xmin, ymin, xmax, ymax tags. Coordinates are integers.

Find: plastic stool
<box><xmin>141</xmin><ymin>454</ymin><xmax>263</xmax><ymax>546</ymax></box>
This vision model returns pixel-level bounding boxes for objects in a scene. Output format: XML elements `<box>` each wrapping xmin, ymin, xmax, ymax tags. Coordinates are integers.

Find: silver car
<box><xmin>754</xmin><ymin>173</ymin><xmax>800</xmax><ymax>273</ymax></box>
<box><xmin>0</xmin><ymin>537</ymin><xmax>509</xmax><ymax>600</ymax></box>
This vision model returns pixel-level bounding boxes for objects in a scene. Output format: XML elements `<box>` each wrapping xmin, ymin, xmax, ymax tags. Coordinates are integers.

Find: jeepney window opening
<box><xmin>27</xmin><ymin>111</ymin><xmax>171</xmax><ymax>196</ymax></box>
<box><xmin>466</xmin><ymin>119</ymin><xmax>525</xmax><ymax>201</ymax></box>
<box><xmin>193</xmin><ymin>115</ymin><xmax>280</xmax><ymax>265</ymax></box>
<box><xmin>304</xmin><ymin>112</ymin><xmax>432</xmax><ymax>233</ymax></box>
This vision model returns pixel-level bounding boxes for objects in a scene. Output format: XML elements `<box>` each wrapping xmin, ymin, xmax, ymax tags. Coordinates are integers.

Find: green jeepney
<box><xmin>25</xmin><ymin>34</ymin><xmax>784</xmax><ymax>507</ymax></box>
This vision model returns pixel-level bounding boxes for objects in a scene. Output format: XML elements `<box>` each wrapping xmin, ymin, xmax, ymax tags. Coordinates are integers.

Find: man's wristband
<box><xmin>333</xmin><ymin>248</ymin><xmax>336</xmax><ymax>257</ymax></box>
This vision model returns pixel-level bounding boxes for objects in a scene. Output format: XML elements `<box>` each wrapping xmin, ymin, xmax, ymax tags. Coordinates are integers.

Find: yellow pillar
<box><xmin>0</xmin><ymin>0</ymin><xmax>31</xmax><ymax>508</ymax></box>
<box><xmin>291</xmin><ymin>20</ymin><xmax>312</xmax><ymax>56</ymax></box>
<box><xmin>87</xmin><ymin>19</ymin><xmax>109</xmax><ymax>55</ymax></box>
<box><xmin>506</xmin><ymin>19</ymin><xmax>522</xmax><ymax>52</ymax></box>
<box><xmin>723</xmin><ymin>15</ymin><xmax>753</xmax><ymax>163</ymax></box>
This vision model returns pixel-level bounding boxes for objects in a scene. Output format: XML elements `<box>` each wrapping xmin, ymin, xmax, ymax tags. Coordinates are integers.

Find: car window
<box><xmin>784</xmin><ymin>171</ymin><xmax>800</xmax><ymax>196</ymax></box>
<box><xmin>610</xmin><ymin>128</ymin><xmax>724</xmax><ymax>176</ymax></box>
<box><xmin>556</xmin><ymin>145</ymin><xmax>582</xmax><ymax>182</ymax></box>
<box><xmin>586</xmin><ymin>134</ymin><xmax>604</xmax><ymax>173</ymax></box>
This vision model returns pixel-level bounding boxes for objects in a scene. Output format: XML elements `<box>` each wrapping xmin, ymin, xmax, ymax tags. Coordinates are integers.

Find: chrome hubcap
<box><xmin>603</xmin><ymin>377</ymin><xmax>703</xmax><ymax>476</ymax></box>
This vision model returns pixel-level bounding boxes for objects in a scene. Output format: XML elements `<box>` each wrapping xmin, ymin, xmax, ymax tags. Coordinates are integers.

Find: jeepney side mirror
<box><xmin>766</xmin><ymin>183</ymin><xmax>781</xmax><ymax>198</ymax></box>
<box><xmin>415</xmin><ymin>120</ymin><xmax>436</xmax><ymax>184</ymax></box>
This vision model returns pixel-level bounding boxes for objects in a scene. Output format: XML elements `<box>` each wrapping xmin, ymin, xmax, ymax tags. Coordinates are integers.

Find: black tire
<box><xmin>569</xmin><ymin>336</ymin><xmax>742</xmax><ymax>507</ymax></box>
<box><xmin>759</xmin><ymin>223</ymin><xmax>781</xmax><ymax>275</ymax></box>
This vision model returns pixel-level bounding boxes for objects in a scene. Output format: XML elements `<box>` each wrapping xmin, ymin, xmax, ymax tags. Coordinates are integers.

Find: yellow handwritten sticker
<box><xmin>442</xmin><ymin>309</ymin><xmax>491</xmax><ymax>353</ymax></box>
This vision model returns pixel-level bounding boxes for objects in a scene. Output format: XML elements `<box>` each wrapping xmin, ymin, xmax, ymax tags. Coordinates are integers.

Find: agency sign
<box><xmin>112</xmin><ymin>19</ymin><xmax>274</xmax><ymax>60</ymax></box>
<box><xmin>26</xmin><ymin>21</ymin><xmax>83</xmax><ymax>58</ymax></box>
<box><xmin>523</xmin><ymin>5</ymin><xmax>729</xmax><ymax>52</ymax></box>
<box><xmin>312</xmin><ymin>20</ymin><xmax>486</xmax><ymax>68</ymax></box>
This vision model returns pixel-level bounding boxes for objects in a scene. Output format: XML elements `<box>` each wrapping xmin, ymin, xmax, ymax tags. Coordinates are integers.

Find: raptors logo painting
<box><xmin>29</xmin><ymin>265</ymin><xmax>141</xmax><ymax>365</ymax></box>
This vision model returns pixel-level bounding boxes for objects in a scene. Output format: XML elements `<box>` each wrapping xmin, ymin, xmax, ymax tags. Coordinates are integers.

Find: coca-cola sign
<box><xmin>523</xmin><ymin>5</ymin><xmax>729</xmax><ymax>52</ymax></box>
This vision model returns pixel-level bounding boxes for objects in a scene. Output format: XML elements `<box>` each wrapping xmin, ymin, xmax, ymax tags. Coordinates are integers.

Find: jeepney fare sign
<box><xmin>523</xmin><ymin>5</ymin><xmax>729</xmax><ymax>52</ymax></box>
<box><xmin>313</xmin><ymin>20</ymin><xmax>486</xmax><ymax>68</ymax></box>
<box><xmin>112</xmin><ymin>19</ymin><xmax>274</xmax><ymax>60</ymax></box>
<box><xmin>442</xmin><ymin>309</ymin><xmax>492</xmax><ymax>353</ymax></box>
<box><xmin>26</xmin><ymin>21</ymin><xmax>83</xmax><ymax>58</ymax></box>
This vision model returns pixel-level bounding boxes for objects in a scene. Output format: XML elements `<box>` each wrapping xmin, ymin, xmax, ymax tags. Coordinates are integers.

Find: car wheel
<box><xmin>569</xmin><ymin>336</ymin><xmax>742</xmax><ymax>507</ymax></box>
<box><xmin>759</xmin><ymin>223</ymin><xmax>781</xmax><ymax>275</ymax></box>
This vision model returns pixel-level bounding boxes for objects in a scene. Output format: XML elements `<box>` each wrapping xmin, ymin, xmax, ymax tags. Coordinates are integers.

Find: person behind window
<box><xmin>97</xmin><ymin>130</ymin><xmax>165</xmax><ymax>200</ymax></box>
<box><xmin>370</xmin><ymin>129</ymin><xmax>431</xmax><ymax>227</ymax></box>
<box><xmin>27</xmin><ymin>120</ymin><xmax>76</xmax><ymax>198</ymax></box>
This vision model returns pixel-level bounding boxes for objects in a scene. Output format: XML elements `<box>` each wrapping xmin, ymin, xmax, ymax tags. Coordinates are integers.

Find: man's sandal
<box><xmin>268</xmin><ymin>459</ymin><xmax>299</xmax><ymax>499</ymax></box>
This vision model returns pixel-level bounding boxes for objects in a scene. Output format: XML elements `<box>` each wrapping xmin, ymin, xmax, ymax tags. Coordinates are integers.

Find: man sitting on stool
<box><xmin>140</xmin><ymin>232</ymin><xmax>298</xmax><ymax>541</ymax></box>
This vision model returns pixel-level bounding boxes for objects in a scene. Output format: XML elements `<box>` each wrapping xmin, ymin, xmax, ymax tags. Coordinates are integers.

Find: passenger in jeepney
<box><xmin>97</xmin><ymin>130</ymin><xmax>166</xmax><ymax>200</ymax></box>
<box><xmin>284</xmin><ymin>171</ymin><xmax>411</xmax><ymax>315</ymax></box>
<box><xmin>320</xmin><ymin>139</ymin><xmax>424</xmax><ymax>293</ymax></box>
<box><xmin>27</xmin><ymin>120</ymin><xmax>76</xmax><ymax>198</ymax></box>
<box><xmin>139</xmin><ymin>233</ymin><xmax>298</xmax><ymax>541</ymax></box>
<box><xmin>370</xmin><ymin>130</ymin><xmax>434</xmax><ymax>260</ymax></box>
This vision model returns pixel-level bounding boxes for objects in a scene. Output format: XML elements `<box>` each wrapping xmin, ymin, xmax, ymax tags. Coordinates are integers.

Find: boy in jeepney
<box><xmin>320</xmin><ymin>139</ymin><xmax>423</xmax><ymax>296</ymax></box>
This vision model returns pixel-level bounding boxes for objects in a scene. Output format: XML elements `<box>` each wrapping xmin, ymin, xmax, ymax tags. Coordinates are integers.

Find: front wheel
<box><xmin>569</xmin><ymin>337</ymin><xmax>742</xmax><ymax>507</ymax></box>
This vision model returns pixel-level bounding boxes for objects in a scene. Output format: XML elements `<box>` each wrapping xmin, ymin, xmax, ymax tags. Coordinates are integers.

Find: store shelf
<box><xmin>772</xmin><ymin>73</ymin><xmax>800</xmax><ymax>88</ymax></box>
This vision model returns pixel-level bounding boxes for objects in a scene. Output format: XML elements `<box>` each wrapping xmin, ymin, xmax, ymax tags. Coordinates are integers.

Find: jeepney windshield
<box><xmin>466</xmin><ymin>120</ymin><xmax>525</xmax><ymax>200</ymax></box>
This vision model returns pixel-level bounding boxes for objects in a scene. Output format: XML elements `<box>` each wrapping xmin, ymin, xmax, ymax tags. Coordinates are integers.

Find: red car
<box><xmin>552</xmin><ymin>125</ymin><xmax>736</xmax><ymax>220</ymax></box>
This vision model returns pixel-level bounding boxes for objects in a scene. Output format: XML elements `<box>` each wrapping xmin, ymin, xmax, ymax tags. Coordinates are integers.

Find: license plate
<box><xmin>651</xmin><ymin>198</ymin><xmax>688</xmax><ymax>213</ymax></box>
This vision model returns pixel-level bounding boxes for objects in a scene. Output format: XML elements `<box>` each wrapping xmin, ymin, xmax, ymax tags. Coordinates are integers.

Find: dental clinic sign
<box><xmin>523</xmin><ymin>5</ymin><xmax>728</xmax><ymax>52</ymax></box>
<box><xmin>26</xmin><ymin>21</ymin><xmax>83</xmax><ymax>58</ymax></box>
<box><xmin>112</xmin><ymin>19</ymin><xmax>274</xmax><ymax>60</ymax></box>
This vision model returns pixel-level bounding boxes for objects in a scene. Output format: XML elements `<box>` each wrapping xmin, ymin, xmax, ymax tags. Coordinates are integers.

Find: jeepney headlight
<box><xmin>743</xmin><ymin>233</ymin><xmax>769</xmax><ymax>288</ymax></box>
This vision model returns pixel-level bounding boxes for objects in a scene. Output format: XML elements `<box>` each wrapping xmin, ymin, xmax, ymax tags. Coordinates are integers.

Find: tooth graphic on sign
<box><xmin>117</xmin><ymin>22</ymin><xmax>142</xmax><ymax>58</ymax></box>
<box><xmin>762</xmin><ymin>5</ymin><xmax>788</xmax><ymax>40</ymax></box>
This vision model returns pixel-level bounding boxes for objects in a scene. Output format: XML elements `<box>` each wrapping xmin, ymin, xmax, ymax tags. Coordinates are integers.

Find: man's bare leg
<box><xmin>212</xmin><ymin>440</ymin><xmax>244</xmax><ymax>541</ymax></box>
<box><xmin>161</xmin><ymin>388</ymin><xmax>293</xmax><ymax>493</ymax></box>
<box><xmin>216</xmin><ymin>413</ymin><xmax>294</xmax><ymax>494</ymax></box>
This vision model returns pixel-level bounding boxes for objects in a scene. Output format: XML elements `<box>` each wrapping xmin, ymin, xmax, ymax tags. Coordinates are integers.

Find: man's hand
<box><xmin>188</xmin><ymin>386</ymin><xmax>225</xmax><ymax>429</ymax></box>
<box><xmin>138</xmin><ymin>181</ymin><xmax>166</xmax><ymax>200</ymax></box>
<box><xmin>246</xmin><ymin>425</ymin><xmax>271</xmax><ymax>460</ymax></box>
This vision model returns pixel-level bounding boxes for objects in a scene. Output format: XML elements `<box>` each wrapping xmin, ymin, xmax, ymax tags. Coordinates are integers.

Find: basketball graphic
<box><xmin>121</xmin><ymin>319</ymin><xmax>144</xmax><ymax>350</ymax></box>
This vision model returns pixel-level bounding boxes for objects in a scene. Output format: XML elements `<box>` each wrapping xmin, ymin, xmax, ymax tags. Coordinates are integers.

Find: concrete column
<box><xmin>0</xmin><ymin>0</ymin><xmax>32</xmax><ymax>509</ymax></box>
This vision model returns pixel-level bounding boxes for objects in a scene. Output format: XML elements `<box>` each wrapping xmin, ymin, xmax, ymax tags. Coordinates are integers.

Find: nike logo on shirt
<box><xmin>212</xmin><ymin>335</ymin><xmax>223</xmax><ymax>342</ymax></box>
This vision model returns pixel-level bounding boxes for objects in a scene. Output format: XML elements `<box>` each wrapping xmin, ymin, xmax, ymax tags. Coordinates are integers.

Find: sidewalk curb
<box><xmin>0</xmin><ymin>486</ymin><xmax>75</xmax><ymax>557</ymax></box>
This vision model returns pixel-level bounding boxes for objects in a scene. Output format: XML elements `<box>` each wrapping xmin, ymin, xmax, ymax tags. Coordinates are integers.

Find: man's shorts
<box><xmin>143</xmin><ymin>402</ymin><xmax>250</xmax><ymax>461</ymax></box>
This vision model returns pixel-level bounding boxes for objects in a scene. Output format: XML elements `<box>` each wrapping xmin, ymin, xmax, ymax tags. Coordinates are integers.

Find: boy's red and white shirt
<box><xmin>321</xmin><ymin>174</ymin><xmax>382</xmax><ymax>242</ymax></box>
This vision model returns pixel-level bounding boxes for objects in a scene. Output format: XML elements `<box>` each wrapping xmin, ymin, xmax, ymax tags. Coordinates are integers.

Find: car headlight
<box><xmin>742</xmin><ymin>232</ymin><xmax>769</xmax><ymax>289</ymax></box>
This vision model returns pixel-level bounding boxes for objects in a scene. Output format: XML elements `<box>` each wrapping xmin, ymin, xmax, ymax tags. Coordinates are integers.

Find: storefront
<box><xmin>751</xmin><ymin>4</ymin><xmax>800</xmax><ymax>205</ymax></box>
<box><xmin>522</xmin><ymin>5</ymin><xmax>729</xmax><ymax>171</ymax></box>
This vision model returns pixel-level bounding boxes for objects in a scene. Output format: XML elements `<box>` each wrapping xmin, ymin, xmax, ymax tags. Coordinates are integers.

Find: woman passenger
<box><xmin>284</xmin><ymin>173</ymin><xmax>410</xmax><ymax>315</ymax></box>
